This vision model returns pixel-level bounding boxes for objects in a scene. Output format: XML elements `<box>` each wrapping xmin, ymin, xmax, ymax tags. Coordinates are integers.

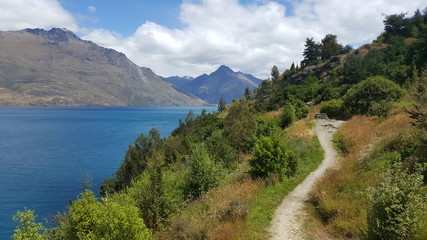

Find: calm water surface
<box><xmin>0</xmin><ymin>106</ymin><xmax>214</xmax><ymax>238</ymax></box>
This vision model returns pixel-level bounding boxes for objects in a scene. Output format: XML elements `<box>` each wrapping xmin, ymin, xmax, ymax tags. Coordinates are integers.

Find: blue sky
<box><xmin>0</xmin><ymin>0</ymin><xmax>425</xmax><ymax>78</ymax></box>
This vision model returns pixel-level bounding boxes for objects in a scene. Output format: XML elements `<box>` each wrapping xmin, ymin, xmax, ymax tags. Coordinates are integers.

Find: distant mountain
<box><xmin>164</xmin><ymin>65</ymin><xmax>262</xmax><ymax>104</ymax></box>
<box><xmin>0</xmin><ymin>28</ymin><xmax>206</xmax><ymax>106</ymax></box>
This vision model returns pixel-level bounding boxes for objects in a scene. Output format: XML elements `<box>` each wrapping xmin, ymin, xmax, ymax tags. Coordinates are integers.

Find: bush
<box><xmin>343</xmin><ymin>76</ymin><xmax>405</xmax><ymax>116</ymax></box>
<box><xmin>249</xmin><ymin>134</ymin><xmax>297</xmax><ymax>179</ymax></box>
<box><xmin>367</xmin><ymin>164</ymin><xmax>427</xmax><ymax>240</ymax></box>
<box><xmin>280</xmin><ymin>103</ymin><xmax>296</xmax><ymax>128</ymax></box>
<box><xmin>320</xmin><ymin>99</ymin><xmax>348</xmax><ymax>119</ymax></box>
<box><xmin>61</xmin><ymin>190</ymin><xmax>152</xmax><ymax>240</ymax></box>
<box><xmin>185</xmin><ymin>144</ymin><xmax>225</xmax><ymax>199</ymax></box>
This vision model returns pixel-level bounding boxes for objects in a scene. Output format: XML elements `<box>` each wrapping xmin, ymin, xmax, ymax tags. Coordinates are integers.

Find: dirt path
<box><xmin>269</xmin><ymin>119</ymin><xmax>344</xmax><ymax>240</ymax></box>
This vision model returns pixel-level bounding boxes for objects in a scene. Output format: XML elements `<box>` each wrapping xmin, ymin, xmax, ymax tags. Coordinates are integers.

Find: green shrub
<box><xmin>280</xmin><ymin>103</ymin><xmax>296</xmax><ymax>128</ymax></box>
<box><xmin>185</xmin><ymin>144</ymin><xmax>225</xmax><ymax>199</ymax></box>
<box><xmin>61</xmin><ymin>190</ymin><xmax>152</xmax><ymax>240</ymax></box>
<box><xmin>367</xmin><ymin>164</ymin><xmax>427</xmax><ymax>240</ymax></box>
<box><xmin>320</xmin><ymin>99</ymin><xmax>348</xmax><ymax>119</ymax></box>
<box><xmin>249</xmin><ymin>134</ymin><xmax>297</xmax><ymax>179</ymax></box>
<box><xmin>343</xmin><ymin>76</ymin><xmax>405</xmax><ymax>116</ymax></box>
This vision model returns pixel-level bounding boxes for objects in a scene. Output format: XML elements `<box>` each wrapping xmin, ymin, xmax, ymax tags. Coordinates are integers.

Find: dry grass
<box><xmin>306</xmin><ymin>111</ymin><xmax>413</xmax><ymax>239</ymax></box>
<box><xmin>161</xmin><ymin>177</ymin><xmax>262</xmax><ymax>240</ymax></box>
<box><xmin>285</xmin><ymin>118</ymin><xmax>315</xmax><ymax>141</ymax></box>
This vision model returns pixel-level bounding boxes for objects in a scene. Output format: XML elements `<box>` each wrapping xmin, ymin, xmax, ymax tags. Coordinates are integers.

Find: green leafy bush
<box><xmin>249</xmin><ymin>134</ymin><xmax>297</xmax><ymax>179</ymax></box>
<box><xmin>343</xmin><ymin>76</ymin><xmax>405</xmax><ymax>116</ymax></box>
<box><xmin>185</xmin><ymin>144</ymin><xmax>225</xmax><ymax>199</ymax></box>
<box><xmin>61</xmin><ymin>190</ymin><xmax>152</xmax><ymax>240</ymax></box>
<box><xmin>367</xmin><ymin>165</ymin><xmax>427</xmax><ymax>240</ymax></box>
<box><xmin>320</xmin><ymin>99</ymin><xmax>348</xmax><ymax>119</ymax></box>
<box><xmin>280</xmin><ymin>103</ymin><xmax>296</xmax><ymax>129</ymax></box>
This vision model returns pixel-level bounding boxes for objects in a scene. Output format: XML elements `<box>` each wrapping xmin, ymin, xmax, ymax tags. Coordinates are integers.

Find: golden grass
<box><xmin>306</xmin><ymin>111</ymin><xmax>413</xmax><ymax>239</ymax></box>
<box><xmin>160</xmin><ymin>177</ymin><xmax>262</xmax><ymax>240</ymax></box>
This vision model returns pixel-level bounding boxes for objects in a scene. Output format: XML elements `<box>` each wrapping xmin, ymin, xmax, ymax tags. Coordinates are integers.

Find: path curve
<box><xmin>269</xmin><ymin>119</ymin><xmax>344</xmax><ymax>240</ymax></box>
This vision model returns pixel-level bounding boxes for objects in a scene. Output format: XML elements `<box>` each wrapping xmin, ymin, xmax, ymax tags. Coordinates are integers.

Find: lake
<box><xmin>0</xmin><ymin>106</ymin><xmax>214</xmax><ymax>238</ymax></box>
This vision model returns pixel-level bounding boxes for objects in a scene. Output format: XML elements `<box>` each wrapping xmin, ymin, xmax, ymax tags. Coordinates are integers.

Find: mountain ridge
<box><xmin>164</xmin><ymin>65</ymin><xmax>262</xmax><ymax>104</ymax></box>
<box><xmin>0</xmin><ymin>28</ymin><xmax>206</xmax><ymax>106</ymax></box>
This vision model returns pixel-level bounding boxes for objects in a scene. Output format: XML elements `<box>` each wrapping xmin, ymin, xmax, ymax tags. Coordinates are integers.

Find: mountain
<box><xmin>0</xmin><ymin>28</ymin><xmax>206</xmax><ymax>106</ymax></box>
<box><xmin>164</xmin><ymin>65</ymin><xmax>262</xmax><ymax>104</ymax></box>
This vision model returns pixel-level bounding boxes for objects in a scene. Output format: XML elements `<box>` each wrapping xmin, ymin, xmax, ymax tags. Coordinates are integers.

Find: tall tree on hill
<box><xmin>320</xmin><ymin>34</ymin><xmax>343</xmax><ymax>60</ymax></box>
<box><xmin>271</xmin><ymin>65</ymin><xmax>280</xmax><ymax>80</ymax></box>
<box><xmin>301</xmin><ymin>37</ymin><xmax>321</xmax><ymax>67</ymax></box>
<box><xmin>218</xmin><ymin>97</ymin><xmax>227</xmax><ymax>112</ymax></box>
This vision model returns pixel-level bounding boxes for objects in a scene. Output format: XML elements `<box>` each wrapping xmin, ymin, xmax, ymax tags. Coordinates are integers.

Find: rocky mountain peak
<box><xmin>24</xmin><ymin>28</ymin><xmax>79</xmax><ymax>42</ymax></box>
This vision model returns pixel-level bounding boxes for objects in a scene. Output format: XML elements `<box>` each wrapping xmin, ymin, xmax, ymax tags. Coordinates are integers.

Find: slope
<box><xmin>0</xmin><ymin>28</ymin><xmax>206</xmax><ymax>106</ymax></box>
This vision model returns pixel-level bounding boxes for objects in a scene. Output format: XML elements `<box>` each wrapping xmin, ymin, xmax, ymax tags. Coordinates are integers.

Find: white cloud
<box><xmin>88</xmin><ymin>5</ymin><xmax>96</xmax><ymax>13</ymax></box>
<box><xmin>81</xmin><ymin>0</ymin><xmax>425</xmax><ymax>78</ymax></box>
<box><xmin>0</xmin><ymin>0</ymin><xmax>77</xmax><ymax>31</ymax></box>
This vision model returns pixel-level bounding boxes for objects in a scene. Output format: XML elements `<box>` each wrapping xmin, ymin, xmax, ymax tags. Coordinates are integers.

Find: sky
<box><xmin>0</xmin><ymin>0</ymin><xmax>425</xmax><ymax>78</ymax></box>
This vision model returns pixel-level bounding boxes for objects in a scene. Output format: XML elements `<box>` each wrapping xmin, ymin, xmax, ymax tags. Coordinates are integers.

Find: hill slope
<box><xmin>0</xmin><ymin>28</ymin><xmax>206</xmax><ymax>106</ymax></box>
<box><xmin>165</xmin><ymin>65</ymin><xmax>262</xmax><ymax>104</ymax></box>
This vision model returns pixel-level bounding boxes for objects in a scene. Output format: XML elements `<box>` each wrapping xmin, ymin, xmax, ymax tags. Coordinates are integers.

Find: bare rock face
<box><xmin>0</xmin><ymin>28</ymin><xmax>206</xmax><ymax>106</ymax></box>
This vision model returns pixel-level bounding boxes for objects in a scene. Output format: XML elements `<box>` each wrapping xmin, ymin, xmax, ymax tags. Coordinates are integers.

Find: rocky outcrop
<box><xmin>287</xmin><ymin>55</ymin><xmax>346</xmax><ymax>85</ymax></box>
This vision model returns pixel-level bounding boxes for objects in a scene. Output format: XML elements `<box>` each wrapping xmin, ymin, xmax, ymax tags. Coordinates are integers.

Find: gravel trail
<box><xmin>269</xmin><ymin>119</ymin><xmax>344</xmax><ymax>240</ymax></box>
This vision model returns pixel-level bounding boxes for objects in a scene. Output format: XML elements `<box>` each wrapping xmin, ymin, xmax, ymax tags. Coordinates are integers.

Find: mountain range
<box><xmin>0</xmin><ymin>28</ymin><xmax>205</xmax><ymax>106</ymax></box>
<box><xmin>165</xmin><ymin>65</ymin><xmax>262</xmax><ymax>104</ymax></box>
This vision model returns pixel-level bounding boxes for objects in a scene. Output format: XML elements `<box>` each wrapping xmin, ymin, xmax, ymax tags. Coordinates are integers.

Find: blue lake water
<box><xmin>0</xmin><ymin>106</ymin><xmax>214</xmax><ymax>238</ymax></box>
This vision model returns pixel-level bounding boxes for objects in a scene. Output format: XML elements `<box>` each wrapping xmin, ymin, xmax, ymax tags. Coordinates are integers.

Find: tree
<box><xmin>301</xmin><ymin>37</ymin><xmax>321</xmax><ymax>67</ymax></box>
<box><xmin>249</xmin><ymin>134</ymin><xmax>297</xmax><ymax>179</ymax></box>
<box><xmin>280</xmin><ymin>103</ymin><xmax>296</xmax><ymax>128</ymax></box>
<box><xmin>218</xmin><ymin>97</ymin><xmax>227</xmax><ymax>112</ymax></box>
<box><xmin>271</xmin><ymin>65</ymin><xmax>280</xmax><ymax>80</ymax></box>
<box><xmin>185</xmin><ymin>110</ymin><xmax>195</xmax><ymax>123</ymax></box>
<box><xmin>115</xmin><ymin>128</ymin><xmax>163</xmax><ymax>190</ymax></box>
<box><xmin>224</xmin><ymin>99</ymin><xmax>255</xmax><ymax>152</ymax></box>
<box><xmin>12</xmin><ymin>209</ymin><xmax>45</xmax><ymax>240</ymax></box>
<box><xmin>244</xmin><ymin>87</ymin><xmax>251</xmax><ymax>99</ymax></box>
<box><xmin>384</xmin><ymin>13</ymin><xmax>408</xmax><ymax>35</ymax></box>
<box><xmin>320</xmin><ymin>34</ymin><xmax>343</xmax><ymax>60</ymax></box>
<box><xmin>136</xmin><ymin>154</ymin><xmax>170</xmax><ymax>230</ymax></box>
<box><xmin>185</xmin><ymin>144</ymin><xmax>224</xmax><ymax>199</ymax></box>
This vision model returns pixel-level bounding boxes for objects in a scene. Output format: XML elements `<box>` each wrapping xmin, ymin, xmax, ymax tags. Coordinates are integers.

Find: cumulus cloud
<box><xmin>81</xmin><ymin>0</ymin><xmax>425</xmax><ymax>78</ymax></box>
<box><xmin>0</xmin><ymin>0</ymin><xmax>77</xmax><ymax>31</ymax></box>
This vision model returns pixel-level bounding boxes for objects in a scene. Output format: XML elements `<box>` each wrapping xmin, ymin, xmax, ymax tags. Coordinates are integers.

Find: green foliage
<box><xmin>113</xmin><ymin>128</ymin><xmax>163</xmax><ymax>191</ymax></box>
<box><xmin>185</xmin><ymin>144</ymin><xmax>225</xmax><ymax>199</ymax></box>
<box><xmin>271</xmin><ymin>65</ymin><xmax>280</xmax><ymax>80</ymax></box>
<box><xmin>301</xmin><ymin>37</ymin><xmax>321</xmax><ymax>67</ymax></box>
<box><xmin>343</xmin><ymin>50</ymin><xmax>387</xmax><ymax>84</ymax></box>
<box><xmin>343</xmin><ymin>76</ymin><xmax>405</xmax><ymax>116</ymax></box>
<box><xmin>206</xmin><ymin>130</ymin><xmax>236</xmax><ymax>168</ymax></box>
<box><xmin>224</xmin><ymin>99</ymin><xmax>255</xmax><ymax>152</ymax></box>
<box><xmin>61</xmin><ymin>190</ymin><xmax>152</xmax><ymax>240</ymax></box>
<box><xmin>320</xmin><ymin>99</ymin><xmax>347</xmax><ymax>119</ymax></box>
<box><xmin>320</xmin><ymin>34</ymin><xmax>343</xmax><ymax>60</ymax></box>
<box><xmin>217</xmin><ymin>97</ymin><xmax>227</xmax><ymax>112</ymax></box>
<box><xmin>249</xmin><ymin>134</ymin><xmax>297</xmax><ymax>179</ymax></box>
<box><xmin>280</xmin><ymin>103</ymin><xmax>296</xmax><ymax>129</ymax></box>
<box><xmin>367</xmin><ymin>164</ymin><xmax>427</xmax><ymax>240</ymax></box>
<box><xmin>12</xmin><ymin>209</ymin><xmax>45</xmax><ymax>240</ymax></box>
